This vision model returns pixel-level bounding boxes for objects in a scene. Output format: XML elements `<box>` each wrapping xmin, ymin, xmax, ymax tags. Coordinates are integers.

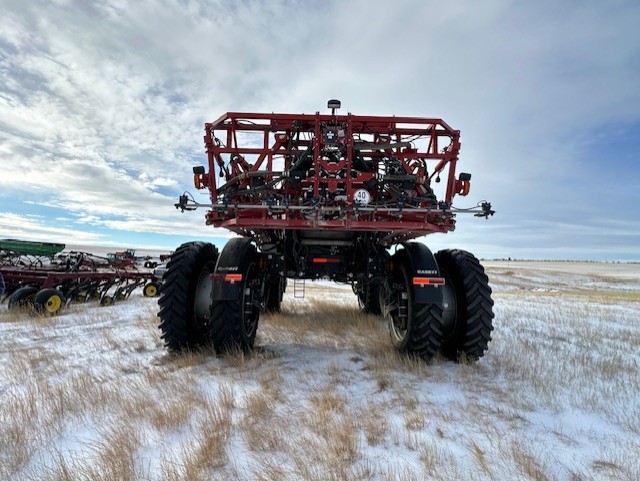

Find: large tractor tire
<box><xmin>34</xmin><ymin>288</ymin><xmax>66</xmax><ymax>315</ymax></box>
<box><xmin>8</xmin><ymin>286</ymin><xmax>39</xmax><ymax>311</ymax></box>
<box><xmin>356</xmin><ymin>279</ymin><xmax>382</xmax><ymax>315</ymax></box>
<box><xmin>157</xmin><ymin>242</ymin><xmax>219</xmax><ymax>352</ymax></box>
<box><xmin>209</xmin><ymin>241</ymin><xmax>261</xmax><ymax>352</ymax></box>
<box><xmin>263</xmin><ymin>276</ymin><xmax>285</xmax><ymax>313</ymax></box>
<box><xmin>384</xmin><ymin>249</ymin><xmax>444</xmax><ymax>361</ymax></box>
<box><xmin>435</xmin><ymin>249</ymin><xmax>494</xmax><ymax>362</ymax></box>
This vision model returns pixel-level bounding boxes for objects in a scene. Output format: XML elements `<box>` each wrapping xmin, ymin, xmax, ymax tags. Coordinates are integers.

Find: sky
<box><xmin>1</xmin><ymin>0</ymin><xmax>639</xmax><ymax>261</ymax></box>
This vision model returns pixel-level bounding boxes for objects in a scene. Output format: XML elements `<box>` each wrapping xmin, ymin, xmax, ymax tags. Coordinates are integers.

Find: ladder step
<box><xmin>294</xmin><ymin>278</ymin><xmax>305</xmax><ymax>298</ymax></box>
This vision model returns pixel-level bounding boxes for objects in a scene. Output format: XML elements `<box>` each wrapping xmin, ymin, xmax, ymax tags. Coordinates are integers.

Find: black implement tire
<box><xmin>143</xmin><ymin>282</ymin><xmax>161</xmax><ymax>298</ymax></box>
<box><xmin>34</xmin><ymin>288</ymin><xmax>65</xmax><ymax>315</ymax></box>
<box><xmin>385</xmin><ymin>252</ymin><xmax>444</xmax><ymax>361</ymax></box>
<box><xmin>357</xmin><ymin>280</ymin><xmax>382</xmax><ymax>315</ymax></box>
<box><xmin>435</xmin><ymin>249</ymin><xmax>494</xmax><ymax>362</ymax></box>
<box><xmin>157</xmin><ymin>242</ymin><xmax>219</xmax><ymax>352</ymax></box>
<box><xmin>208</xmin><ymin>244</ymin><xmax>261</xmax><ymax>351</ymax></box>
<box><xmin>264</xmin><ymin>276</ymin><xmax>285</xmax><ymax>313</ymax></box>
<box><xmin>8</xmin><ymin>286</ymin><xmax>39</xmax><ymax>311</ymax></box>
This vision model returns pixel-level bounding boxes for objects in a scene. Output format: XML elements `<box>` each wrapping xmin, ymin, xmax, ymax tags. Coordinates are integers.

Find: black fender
<box><xmin>397</xmin><ymin>242</ymin><xmax>444</xmax><ymax>305</ymax></box>
<box><xmin>212</xmin><ymin>238</ymin><xmax>257</xmax><ymax>301</ymax></box>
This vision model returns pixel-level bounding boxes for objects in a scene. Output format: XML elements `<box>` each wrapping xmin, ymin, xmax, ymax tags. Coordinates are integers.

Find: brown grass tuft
<box><xmin>358</xmin><ymin>401</ymin><xmax>389</xmax><ymax>446</ymax></box>
<box><xmin>510</xmin><ymin>441</ymin><xmax>551</xmax><ymax>481</ymax></box>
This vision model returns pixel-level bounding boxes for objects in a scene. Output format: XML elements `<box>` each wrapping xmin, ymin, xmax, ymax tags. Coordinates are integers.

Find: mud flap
<box><xmin>212</xmin><ymin>238</ymin><xmax>256</xmax><ymax>301</ymax></box>
<box><xmin>399</xmin><ymin>242</ymin><xmax>444</xmax><ymax>305</ymax></box>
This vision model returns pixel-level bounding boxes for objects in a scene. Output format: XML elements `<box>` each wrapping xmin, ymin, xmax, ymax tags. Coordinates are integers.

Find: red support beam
<box><xmin>198</xmin><ymin>110</ymin><xmax>465</xmax><ymax>241</ymax></box>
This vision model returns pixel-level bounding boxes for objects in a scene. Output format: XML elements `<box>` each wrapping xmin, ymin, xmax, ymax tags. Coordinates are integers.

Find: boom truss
<box><xmin>179</xmin><ymin>104</ymin><xmax>491</xmax><ymax>245</ymax></box>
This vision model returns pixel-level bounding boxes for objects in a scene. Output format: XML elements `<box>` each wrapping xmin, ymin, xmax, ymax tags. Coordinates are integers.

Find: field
<box><xmin>1</xmin><ymin>261</ymin><xmax>639</xmax><ymax>480</ymax></box>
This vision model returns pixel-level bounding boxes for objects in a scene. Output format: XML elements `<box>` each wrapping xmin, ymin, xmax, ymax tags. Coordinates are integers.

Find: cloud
<box><xmin>0</xmin><ymin>212</ymin><xmax>103</xmax><ymax>244</ymax></box>
<box><xmin>0</xmin><ymin>0</ymin><xmax>639</xmax><ymax>258</ymax></box>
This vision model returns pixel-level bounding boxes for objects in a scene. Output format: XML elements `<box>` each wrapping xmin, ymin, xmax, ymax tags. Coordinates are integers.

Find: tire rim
<box><xmin>194</xmin><ymin>263</ymin><xmax>213</xmax><ymax>323</ymax></box>
<box><xmin>357</xmin><ymin>288</ymin><xmax>366</xmax><ymax>311</ymax></box>
<box><xmin>45</xmin><ymin>295</ymin><xmax>62</xmax><ymax>313</ymax></box>
<box><xmin>389</xmin><ymin>267</ymin><xmax>410</xmax><ymax>344</ymax></box>
<box><xmin>441</xmin><ymin>275</ymin><xmax>457</xmax><ymax>340</ymax></box>
<box><xmin>144</xmin><ymin>284</ymin><xmax>158</xmax><ymax>297</ymax></box>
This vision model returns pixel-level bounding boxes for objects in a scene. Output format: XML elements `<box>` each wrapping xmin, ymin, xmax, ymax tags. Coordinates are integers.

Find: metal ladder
<box><xmin>294</xmin><ymin>278</ymin><xmax>305</xmax><ymax>298</ymax></box>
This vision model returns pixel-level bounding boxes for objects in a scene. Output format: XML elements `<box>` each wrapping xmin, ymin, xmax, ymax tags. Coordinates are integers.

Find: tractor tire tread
<box><xmin>407</xmin><ymin>302</ymin><xmax>445</xmax><ymax>359</ymax></box>
<box><xmin>389</xmin><ymin>250</ymin><xmax>445</xmax><ymax>361</ymax></box>
<box><xmin>157</xmin><ymin>242</ymin><xmax>218</xmax><ymax>352</ymax></box>
<box><xmin>208</xmin><ymin>301</ymin><xmax>244</xmax><ymax>351</ymax></box>
<box><xmin>207</xmin><ymin>244</ymin><xmax>259</xmax><ymax>352</ymax></box>
<box><xmin>436</xmin><ymin>249</ymin><xmax>494</xmax><ymax>361</ymax></box>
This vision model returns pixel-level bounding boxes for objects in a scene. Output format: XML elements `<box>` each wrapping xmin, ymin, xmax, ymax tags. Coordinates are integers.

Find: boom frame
<box><xmin>184</xmin><ymin>109</ymin><xmax>480</xmax><ymax>245</ymax></box>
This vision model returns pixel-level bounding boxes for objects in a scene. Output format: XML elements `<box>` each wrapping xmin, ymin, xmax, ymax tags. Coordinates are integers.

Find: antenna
<box><xmin>327</xmin><ymin>99</ymin><xmax>341</xmax><ymax>115</ymax></box>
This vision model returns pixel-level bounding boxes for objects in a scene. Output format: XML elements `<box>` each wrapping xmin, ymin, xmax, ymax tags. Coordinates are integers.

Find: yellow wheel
<box><xmin>34</xmin><ymin>289</ymin><xmax>65</xmax><ymax>315</ymax></box>
<box><xmin>143</xmin><ymin>282</ymin><xmax>160</xmax><ymax>297</ymax></box>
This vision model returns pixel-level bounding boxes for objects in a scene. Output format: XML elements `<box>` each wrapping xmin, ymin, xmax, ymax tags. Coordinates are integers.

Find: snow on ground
<box><xmin>1</xmin><ymin>262</ymin><xmax>639</xmax><ymax>480</ymax></box>
<box><xmin>485</xmin><ymin>261</ymin><xmax>640</xmax><ymax>293</ymax></box>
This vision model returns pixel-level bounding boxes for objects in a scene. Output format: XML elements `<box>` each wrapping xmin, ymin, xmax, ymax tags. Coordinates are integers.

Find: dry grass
<box><xmin>358</xmin><ymin>401</ymin><xmax>389</xmax><ymax>446</ymax></box>
<box><xmin>510</xmin><ymin>441</ymin><xmax>552</xmax><ymax>481</ymax></box>
<box><xmin>88</xmin><ymin>422</ymin><xmax>144</xmax><ymax>481</ymax></box>
<box><xmin>261</xmin><ymin>295</ymin><xmax>383</xmax><ymax>349</ymax></box>
<box><xmin>146</xmin><ymin>389</ymin><xmax>200</xmax><ymax>431</ymax></box>
<box><xmin>193</xmin><ymin>393</ymin><xmax>234</xmax><ymax>468</ymax></box>
<box><xmin>1</xmin><ymin>263</ymin><xmax>640</xmax><ymax>480</ymax></box>
<box><xmin>0</xmin><ymin>304</ymin><xmax>39</xmax><ymax>323</ymax></box>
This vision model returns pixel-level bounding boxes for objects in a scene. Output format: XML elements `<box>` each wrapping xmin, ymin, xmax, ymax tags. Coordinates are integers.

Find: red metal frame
<box><xmin>194</xmin><ymin>110</ymin><xmax>468</xmax><ymax>241</ymax></box>
<box><xmin>0</xmin><ymin>267</ymin><xmax>156</xmax><ymax>289</ymax></box>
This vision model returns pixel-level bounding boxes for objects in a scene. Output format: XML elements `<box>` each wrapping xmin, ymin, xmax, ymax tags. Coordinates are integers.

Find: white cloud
<box><xmin>0</xmin><ymin>0</ymin><xmax>638</xmax><ymax>258</ymax></box>
<box><xmin>0</xmin><ymin>212</ymin><xmax>103</xmax><ymax>244</ymax></box>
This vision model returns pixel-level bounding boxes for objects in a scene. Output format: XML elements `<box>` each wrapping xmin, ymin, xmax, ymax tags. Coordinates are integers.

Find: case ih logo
<box><xmin>417</xmin><ymin>269</ymin><xmax>438</xmax><ymax>275</ymax></box>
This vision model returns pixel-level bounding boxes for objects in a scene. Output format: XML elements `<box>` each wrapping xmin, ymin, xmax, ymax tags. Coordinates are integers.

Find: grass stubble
<box><xmin>0</xmin><ymin>264</ymin><xmax>639</xmax><ymax>480</ymax></box>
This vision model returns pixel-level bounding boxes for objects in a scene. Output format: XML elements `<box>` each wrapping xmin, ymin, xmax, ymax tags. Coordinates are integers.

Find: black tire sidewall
<box><xmin>8</xmin><ymin>286</ymin><xmax>39</xmax><ymax>310</ymax></box>
<box><xmin>387</xmin><ymin>250</ymin><xmax>414</xmax><ymax>350</ymax></box>
<box><xmin>436</xmin><ymin>250</ymin><xmax>467</xmax><ymax>347</ymax></box>
<box><xmin>157</xmin><ymin>242</ymin><xmax>218</xmax><ymax>350</ymax></box>
<box><xmin>34</xmin><ymin>288</ymin><xmax>65</xmax><ymax>315</ymax></box>
<box><xmin>208</xmin><ymin>243</ymin><xmax>260</xmax><ymax>351</ymax></box>
<box><xmin>435</xmin><ymin>249</ymin><xmax>494</xmax><ymax>361</ymax></box>
<box><xmin>389</xmin><ymin>264</ymin><xmax>413</xmax><ymax>350</ymax></box>
<box><xmin>386</xmin><ymin>246</ymin><xmax>446</xmax><ymax>360</ymax></box>
<box><xmin>182</xmin><ymin>249</ymin><xmax>217</xmax><ymax>341</ymax></box>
